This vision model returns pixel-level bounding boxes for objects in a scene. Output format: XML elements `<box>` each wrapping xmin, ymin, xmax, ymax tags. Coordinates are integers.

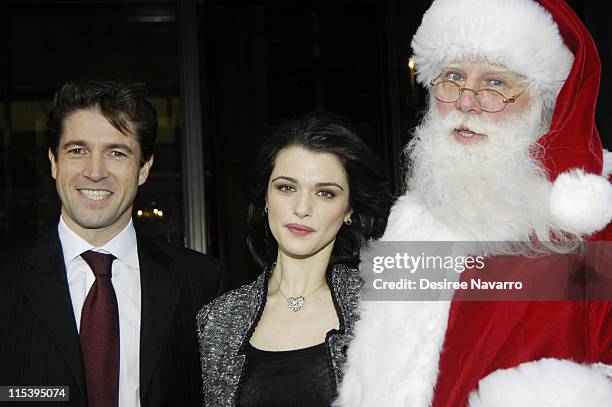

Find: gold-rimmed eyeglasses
<box><xmin>429</xmin><ymin>77</ymin><xmax>527</xmax><ymax>113</ymax></box>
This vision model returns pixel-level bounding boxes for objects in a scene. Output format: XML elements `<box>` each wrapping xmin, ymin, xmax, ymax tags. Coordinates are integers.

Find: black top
<box><xmin>237</xmin><ymin>341</ymin><xmax>335</xmax><ymax>407</ymax></box>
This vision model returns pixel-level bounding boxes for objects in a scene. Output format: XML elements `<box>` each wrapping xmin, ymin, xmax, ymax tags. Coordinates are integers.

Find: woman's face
<box><xmin>266</xmin><ymin>146</ymin><xmax>351</xmax><ymax>260</ymax></box>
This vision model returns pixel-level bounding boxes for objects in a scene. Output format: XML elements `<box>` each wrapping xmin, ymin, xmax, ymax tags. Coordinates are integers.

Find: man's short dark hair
<box><xmin>47</xmin><ymin>80</ymin><xmax>158</xmax><ymax>165</ymax></box>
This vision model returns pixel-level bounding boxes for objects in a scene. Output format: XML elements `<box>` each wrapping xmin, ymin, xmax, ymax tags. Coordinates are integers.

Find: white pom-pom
<box><xmin>550</xmin><ymin>169</ymin><xmax>612</xmax><ymax>235</ymax></box>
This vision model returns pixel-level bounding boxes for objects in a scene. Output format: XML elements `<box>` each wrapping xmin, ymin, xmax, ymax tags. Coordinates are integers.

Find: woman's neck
<box><xmin>273</xmin><ymin>247</ymin><xmax>333</xmax><ymax>296</ymax></box>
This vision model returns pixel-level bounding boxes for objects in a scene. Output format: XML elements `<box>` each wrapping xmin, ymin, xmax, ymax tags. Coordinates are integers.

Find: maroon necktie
<box><xmin>79</xmin><ymin>250</ymin><xmax>119</xmax><ymax>407</ymax></box>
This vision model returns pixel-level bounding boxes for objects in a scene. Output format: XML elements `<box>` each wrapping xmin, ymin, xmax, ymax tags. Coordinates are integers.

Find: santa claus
<box><xmin>336</xmin><ymin>0</ymin><xmax>612</xmax><ymax>406</ymax></box>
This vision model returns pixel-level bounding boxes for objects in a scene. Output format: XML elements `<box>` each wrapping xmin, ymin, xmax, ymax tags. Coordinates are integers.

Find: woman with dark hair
<box><xmin>197</xmin><ymin>112</ymin><xmax>392</xmax><ymax>406</ymax></box>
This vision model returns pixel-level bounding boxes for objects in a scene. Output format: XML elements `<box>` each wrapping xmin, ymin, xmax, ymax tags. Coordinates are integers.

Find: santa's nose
<box><xmin>455</xmin><ymin>88</ymin><xmax>483</xmax><ymax>114</ymax></box>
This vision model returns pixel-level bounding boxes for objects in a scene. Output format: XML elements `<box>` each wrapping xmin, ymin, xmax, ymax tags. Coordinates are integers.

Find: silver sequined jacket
<box><xmin>196</xmin><ymin>263</ymin><xmax>362</xmax><ymax>406</ymax></box>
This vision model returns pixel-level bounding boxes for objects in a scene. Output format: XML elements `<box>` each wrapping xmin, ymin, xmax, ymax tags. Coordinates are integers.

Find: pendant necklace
<box><xmin>274</xmin><ymin>271</ymin><xmax>327</xmax><ymax>312</ymax></box>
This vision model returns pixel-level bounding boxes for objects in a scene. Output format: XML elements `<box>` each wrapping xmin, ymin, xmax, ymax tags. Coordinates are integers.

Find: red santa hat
<box><xmin>411</xmin><ymin>0</ymin><xmax>612</xmax><ymax>237</ymax></box>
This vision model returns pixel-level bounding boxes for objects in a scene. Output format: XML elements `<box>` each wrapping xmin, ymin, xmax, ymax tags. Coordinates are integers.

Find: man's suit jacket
<box><xmin>0</xmin><ymin>229</ymin><xmax>227</xmax><ymax>407</ymax></box>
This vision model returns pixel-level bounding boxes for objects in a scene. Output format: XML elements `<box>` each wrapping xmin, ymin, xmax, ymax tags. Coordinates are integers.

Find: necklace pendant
<box><xmin>287</xmin><ymin>296</ymin><xmax>305</xmax><ymax>312</ymax></box>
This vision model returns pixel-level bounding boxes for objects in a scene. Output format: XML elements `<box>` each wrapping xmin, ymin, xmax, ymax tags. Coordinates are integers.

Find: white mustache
<box><xmin>440</xmin><ymin>110</ymin><xmax>505</xmax><ymax>137</ymax></box>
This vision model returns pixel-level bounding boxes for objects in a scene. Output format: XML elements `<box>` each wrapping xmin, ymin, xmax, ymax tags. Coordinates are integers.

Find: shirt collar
<box><xmin>58</xmin><ymin>216</ymin><xmax>139</xmax><ymax>268</ymax></box>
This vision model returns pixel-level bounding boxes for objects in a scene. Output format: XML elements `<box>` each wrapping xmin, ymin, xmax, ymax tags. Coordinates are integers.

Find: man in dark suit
<box><xmin>0</xmin><ymin>81</ymin><xmax>227</xmax><ymax>407</ymax></box>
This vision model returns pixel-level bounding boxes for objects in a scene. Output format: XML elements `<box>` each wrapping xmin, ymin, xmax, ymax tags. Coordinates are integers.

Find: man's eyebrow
<box><xmin>443</xmin><ymin>64</ymin><xmax>464</xmax><ymax>72</ymax></box>
<box><xmin>61</xmin><ymin>140</ymin><xmax>134</xmax><ymax>154</ymax></box>
<box><xmin>442</xmin><ymin>65</ymin><xmax>523</xmax><ymax>78</ymax></box>
<box><xmin>61</xmin><ymin>140</ymin><xmax>87</xmax><ymax>149</ymax></box>
<box><xmin>270</xmin><ymin>176</ymin><xmax>344</xmax><ymax>191</ymax></box>
<box><xmin>106</xmin><ymin>143</ymin><xmax>134</xmax><ymax>153</ymax></box>
<box><xmin>481</xmin><ymin>69</ymin><xmax>522</xmax><ymax>78</ymax></box>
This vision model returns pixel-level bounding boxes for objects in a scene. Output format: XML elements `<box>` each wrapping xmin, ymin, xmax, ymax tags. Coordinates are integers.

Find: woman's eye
<box><xmin>489</xmin><ymin>79</ymin><xmax>504</xmax><ymax>87</ymax></box>
<box><xmin>317</xmin><ymin>190</ymin><xmax>336</xmax><ymax>199</ymax></box>
<box><xmin>277</xmin><ymin>184</ymin><xmax>295</xmax><ymax>193</ymax></box>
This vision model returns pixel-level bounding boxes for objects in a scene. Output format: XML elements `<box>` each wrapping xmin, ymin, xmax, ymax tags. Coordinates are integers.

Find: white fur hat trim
<box><xmin>468</xmin><ymin>358</ymin><xmax>612</xmax><ymax>407</ymax></box>
<box><xmin>550</xmin><ymin>168</ymin><xmax>612</xmax><ymax>235</ymax></box>
<box><xmin>411</xmin><ymin>0</ymin><xmax>574</xmax><ymax>96</ymax></box>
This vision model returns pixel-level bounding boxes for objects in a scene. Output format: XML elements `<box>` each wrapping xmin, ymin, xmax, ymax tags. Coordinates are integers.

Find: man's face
<box><xmin>49</xmin><ymin>108</ymin><xmax>153</xmax><ymax>243</ymax></box>
<box><xmin>407</xmin><ymin>59</ymin><xmax>551</xmax><ymax>242</ymax></box>
<box><xmin>434</xmin><ymin>60</ymin><xmax>531</xmax><ymax>144</ymax></box>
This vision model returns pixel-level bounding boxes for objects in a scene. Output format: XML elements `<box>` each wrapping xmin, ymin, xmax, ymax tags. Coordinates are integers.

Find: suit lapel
<box><xmin>138</xmin><ymin>237</ymin><xmax>183</xmax><ymax>400</ymax></box>
<box><xmin>20</xmin><ymin>230</ymin><xmax>87</xmax><ymax>399</ymax></box>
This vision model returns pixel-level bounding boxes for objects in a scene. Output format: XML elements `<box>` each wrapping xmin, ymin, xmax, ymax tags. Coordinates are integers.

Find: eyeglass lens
<box><xmin>434</xmin><ymin>81</ymin><xmax>506</xmax><ymax>112</ymax></box>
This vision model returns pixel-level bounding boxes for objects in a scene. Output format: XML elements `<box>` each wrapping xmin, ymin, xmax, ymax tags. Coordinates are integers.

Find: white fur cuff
<box><xmin>468</xmin><ymin>358</ymin><xmax>612</xmax><ymax>407</ymax></box>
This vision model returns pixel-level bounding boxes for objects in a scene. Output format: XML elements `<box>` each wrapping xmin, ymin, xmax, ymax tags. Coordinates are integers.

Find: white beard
<box><xmin>404</xmin><ymin>100</ymin><xmax>564</xmax><ymax>246</ymax></box>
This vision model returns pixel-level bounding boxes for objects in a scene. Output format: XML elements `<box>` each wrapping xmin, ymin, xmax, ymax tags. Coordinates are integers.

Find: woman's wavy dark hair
<box><xmin>246</xmin><ymin>112</ymin><xmax>392</xmax><ymax>269</ymax></box>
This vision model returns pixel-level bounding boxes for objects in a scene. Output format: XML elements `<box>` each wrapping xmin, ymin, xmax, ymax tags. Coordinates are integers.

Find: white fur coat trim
<box><xmin>336</xmin><ymin>299</ymin><xmax>451</xmax><ymax>407</ymax></box>
<box><xmin>336</xmin><ymin>195</ymin><xmax>457</xmax><ymax>407</ymax></box>
<box><xmin>468</xmin><ymin>358</ymin><xmax>612</xmax><ymax>407</ymax></box>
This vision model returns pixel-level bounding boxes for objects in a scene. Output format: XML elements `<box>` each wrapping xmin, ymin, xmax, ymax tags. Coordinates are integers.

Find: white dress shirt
<box><xmin>58</xmin><ymin>216</ymin><xmax>141</xmax><ymax>407</ymax></box>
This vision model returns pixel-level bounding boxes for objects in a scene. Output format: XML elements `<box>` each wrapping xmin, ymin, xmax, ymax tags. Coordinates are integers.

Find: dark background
<box><xmin>0</xmin><ymin>0</ymin><xmax>610</xmax><ymax>287</ymax></box>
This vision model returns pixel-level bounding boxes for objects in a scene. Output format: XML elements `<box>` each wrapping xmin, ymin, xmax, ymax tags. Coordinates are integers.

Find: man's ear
<box><xmin>48</xmin><ymin>148</ymin><xmax>58</xmax><ymax>180</ymax></box>
<box><xmin>138</xmin><ymin>154</ymin><xmax>154</xmax><ymax>186</ymax></box>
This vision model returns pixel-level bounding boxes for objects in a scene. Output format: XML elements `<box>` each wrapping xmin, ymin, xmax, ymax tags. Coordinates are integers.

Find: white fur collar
<box><xmin>336</xmin><ymin>194</ymin><xmax>455</xmax><ymax>407</ymax></box>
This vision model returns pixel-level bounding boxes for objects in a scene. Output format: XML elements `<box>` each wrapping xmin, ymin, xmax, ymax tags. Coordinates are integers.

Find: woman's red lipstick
<box><xmin>285</xmin><ymin>223</ymin><xmax>315</xmax><ymax>236</ymax></box>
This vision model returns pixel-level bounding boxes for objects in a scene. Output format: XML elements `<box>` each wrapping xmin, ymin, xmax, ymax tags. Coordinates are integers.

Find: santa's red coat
<box><xmin>434</xmin><ymin>299</ymin><xmax>612</xmax><ymax>406</ymax></box>
<box><xmin>434</xmin><ymin>239</ymin><xmax>612</xmax><ymax>406</ymax></box>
